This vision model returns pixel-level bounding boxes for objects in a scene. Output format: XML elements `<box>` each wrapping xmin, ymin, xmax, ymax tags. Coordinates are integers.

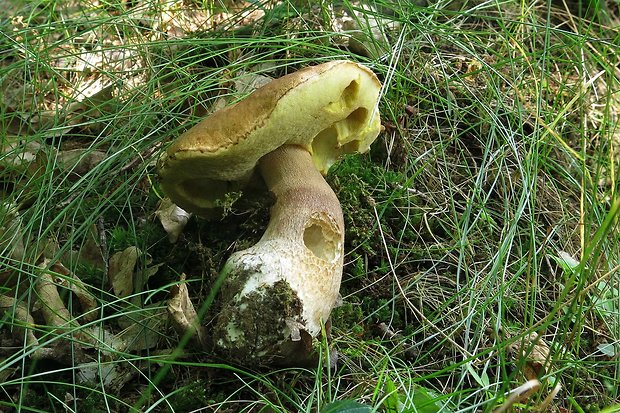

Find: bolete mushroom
<box><xmin>158</xmin><ymin>60</ymin><xmax>382</xmax><ymax>365</ymax></box>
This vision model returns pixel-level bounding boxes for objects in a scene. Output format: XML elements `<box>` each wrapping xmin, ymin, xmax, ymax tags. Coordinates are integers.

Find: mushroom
<box><xmin>158</xmin><ymin>60</ymin><xmax>382</xmax><ymax>365</ymax></box>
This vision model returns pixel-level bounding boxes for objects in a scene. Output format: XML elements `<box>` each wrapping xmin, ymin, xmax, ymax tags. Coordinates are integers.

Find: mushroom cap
<box><xmin>158</xmin><ymin>60</ymin><xmax>382</xmax><ymax>216</ymax></box>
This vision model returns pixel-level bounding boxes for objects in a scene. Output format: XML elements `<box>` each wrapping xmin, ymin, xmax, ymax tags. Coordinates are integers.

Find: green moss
<box><xmin>108</xmin><ymin>226</ymin><xmax>139</xmax><ymax>252</ymax></box>
<box><xmin>328</xmin><ymin>156</ymin><xmax>437</xmax><ymax>275</ymax></box>
<box><xmin>168</xmin><ymin>380</ymin><xmax>211</xmax><ymax>411</ymax></box>
<box><xmin>331</xmin><ymin>300</ymin><xmax>364</xmax><ymax>330</ymax></box>
<box><xmin>332</xmin><ymin>300</ymin><xmax>367</xmax><ymax>337</ymax></box>
<box><xmin>212</xmin><ymin>274</ymin><xmax>303</xmax><ymax>365</ymax></box>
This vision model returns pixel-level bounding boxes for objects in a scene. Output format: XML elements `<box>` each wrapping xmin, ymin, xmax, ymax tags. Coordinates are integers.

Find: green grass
<box><xmin>1</xmin><ymin>0</ymin><xmax>619</xmax><ymax>411</ymax></box>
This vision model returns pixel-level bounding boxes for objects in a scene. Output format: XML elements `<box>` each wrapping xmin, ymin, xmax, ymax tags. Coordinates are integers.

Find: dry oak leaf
<box><xmin>168</xmin><ymin>273</ymin><xmax>207</xmax><ymax>348</ymax></box>
<box><xmin>508</xmin><ymin>332</ymin><xmax>552</xmax><ymax>380</ymax></box>
<box><xmin>108</xmin><ymin>246</ymin><xmax>141</xmax><ymax>298</ymax></box>
<box><xmin>155</xmin><ymin>198</ymin><xmax>191</xmax><ymax>243</ymax></box>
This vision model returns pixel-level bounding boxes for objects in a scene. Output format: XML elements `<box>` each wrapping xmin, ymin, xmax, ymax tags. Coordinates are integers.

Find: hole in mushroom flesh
<box><xmin>311</xmin><ymin>110</ymin><xmax>369</xmax><ymax>173</ymax></box>
<box><xmin>341</xmin><ymin>79</ymin><xmax>360</xmax><ymax>106</ymax></box>
<box><xmin>346</xmin><ymin>106</ymin><xmax>369</xmax><ymax>126</ymax></box>
<box><xmin>303</xmin><ymin>214</ymin><xmax>340</xmax><ymax>264</ymax></box>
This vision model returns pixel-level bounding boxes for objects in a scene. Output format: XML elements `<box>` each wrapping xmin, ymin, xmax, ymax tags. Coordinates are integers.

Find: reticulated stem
<box><xmin>212</xmin><ymin>144</ymin><xmax>345</xmax><ymax>364</ymax></box>
<box><xmin>258</xmin><ymin>144</ymin><xmax>344</xmax><ymax>252</ymax></box>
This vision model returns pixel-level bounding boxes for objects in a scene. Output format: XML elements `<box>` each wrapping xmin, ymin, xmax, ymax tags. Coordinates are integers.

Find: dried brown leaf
<box><xmin>0</xmin><ymin>140</ymin><xmax>46</xmax><ymax>182</ymax></box>
<box><xmin>56</xmin><ymin>149</ymin><xmax>107</xmax><ymax>179</ymax></box>
<box><xmin>108</xmin><ymin>246</ymin><xmax>141</xmax><ymax>298</ymax></box>
<box><xmin>168</xmin><ymin>274</ymin><xmax>207</xmax><ymax>348</ymax></box>
<box><xmin>67</xmin><ymin>224</ymin><xmax>105</xmax><ymax>269</ymax></box>
<box><xmin>0</xmin><ymin>295</ymin><xmax>39</xmax><ymax>349</ymax></box>
<box><xmin>155</xmin><ymin>198</ymin><xmax>191</xmax><ymax>243</ymax></box>
<box><xmin>493</xmin><ymin>379</ymin><xmax>541</xmax><ymax>413</ymax></box>
<box><xmin>48</xmin><ymin>261</ymin><xmax>98</xmax><ymax>322</ymax></box>
<box><xmin>234</xmin><ymin>72</ymin><xmax>273</xmax><ymax>95</ymax></box>
<box><xmin>508</xmin><ymin>332</ymin><xmax>552</xmax><ymax>380</ymax></box>
<box><xmin>0</xmin><ymin>203</ymin><xmax>26</xmax><ymax>262</ymax></box>
<box><xmin>35</xmin><ymin>262</ymin><xmax>75</xmax><ymax>329</ymax></box>
<box><xmin>35</xmin><ymin>260</ymin><xmax>96</xmax><ymax>347</ymax></box>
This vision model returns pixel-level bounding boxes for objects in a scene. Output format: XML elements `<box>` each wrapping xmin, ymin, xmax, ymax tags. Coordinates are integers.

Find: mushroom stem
<box><xmin>258</xmin><ymin>144</ymin><xmax>344</xmax><ymax>250</ymax></box>
<box><xmin>212</xmin><ymin>144</ymin><xmax>344</xmax><ymax>365</ymax></box>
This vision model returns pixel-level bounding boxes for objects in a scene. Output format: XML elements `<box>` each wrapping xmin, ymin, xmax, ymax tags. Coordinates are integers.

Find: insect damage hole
<box><xmin>303</xmin><ymin>221</ymin><xmax>338</xmax><ymax>263</ymax></box>
<box><xmin>341</xmin><ymin>80</ymin><xmax>360</xmax><ymax>106</ymax></box>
